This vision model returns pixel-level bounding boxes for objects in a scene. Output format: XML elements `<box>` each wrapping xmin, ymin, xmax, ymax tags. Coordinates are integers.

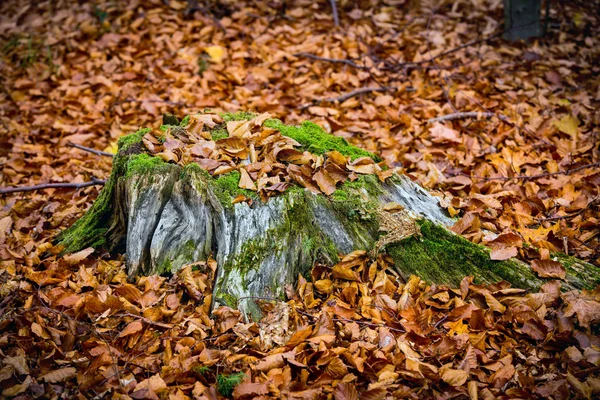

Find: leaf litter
<box><xmin>1</xmin><ymin>0</ymin><xmax>600</xmax><ymax>398</ymax></box>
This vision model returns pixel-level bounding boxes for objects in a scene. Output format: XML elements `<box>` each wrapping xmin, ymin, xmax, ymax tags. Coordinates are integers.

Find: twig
<box><xmin>427</xmin><ymin>111</ymin><xmax>509</xmax><ymax>124</ymax></box>
<box><xmin>68</xmin><ymin>142</ymin><xmax>114</xmax><ymax>157</ymax></box>
<box><xmin>536</xmin><ymin>197</ymin><xmax>599</xmax><ymax>222</ymax></box>
<box><xmin>295</xmin><ymin>31</ymin><xmax>504</xmax><ymax>73</ymax></box>
<box><xmin>293</xmin><ymin>52</ymin><xmax>367</xmax><ymax>70</ymax></box>
<box><xmin>328</xmin><ymin>86</ymin><xmax>397</xmax><ymax>103</ymax></box>
<box><xmin>0</xmin><ymin>178</ymin><xmax>106</xmax><ymax>194</ymax></box>
<box><xmin>332</xmin><ymin>317</ymin><xmax>406</xmax><ymax>333</ymax></box>
<box><xmin>115</xmin><ymin>312</ymin><xmax>174</xmax><ymax>329</ymax></box>
<box><xmin>300</xmin><ymin>86</ymin><xmax>398</xmax><ymax>109</ymax></box>
<box><xmin>329</xmin><ymin>0</ymin><xmax>340</xmax><ymax>27</ymax></box>
<box><xmin>449</xmin><ymin>161</ymin><xmax>600</xmax><ymax>182</ymax></box>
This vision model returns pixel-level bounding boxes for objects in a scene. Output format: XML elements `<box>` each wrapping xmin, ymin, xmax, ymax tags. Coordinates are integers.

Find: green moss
<box><xmin>117</xmin><ymin>128</ymin><xmax>150</xmax><ymax>152</ymax></box>
<box><xmin>221</xmin><ymin>189</ymin><xmax>339</xmax><ymax>285</ymax></box>
<box><xmin>180</xmin><ymin>240</ymin><xmax>197</xmax><ymax>260</ymax></box>
<box><xmin>219</xmin><ymin>111</ymin><xmax>256</xmax><ymax>122</ymax></box>
<box><xmin>217</xmin><ymin>372</ymin><xmax>245</xmax><ymax>397</ymax></box>
<box><xmin>181</xmin><ymin>162</ymin><xmax>203</xmax><ymax>179</ymax></box>
<box><xmin>552</xmin><ymin>252</ymin><xmax>600</xmax><ymax>290</ymax></box>
<box><xmin>211</xmin><ymin>127</ymin><xmax>229</xmax><ymax>141</ymax></box>
<box><xmin>211</xmin><ymin>171</ymin><xmax>258</xmax><ymax>208</ymax></box>
<box><xmin>55</xmin><ymin>155</ymin><xmax>126</xmax><ymax>253</ymax></box>
<box><xmin>193</xmin><ymin>365</ymin><xmax>210</xmax><ymax>375</ymax></box>
<box><xmin>387</xmin><ymin>220</ymin><xmax>541</xmax><ymax>289</ymax></box>
<box><xmin>157</xmin><ymin>258</ymin><xmax>173</xmax><ymax>275</ymax></box>
<box><xmin>219</xmin><ymin>293</ymin><xmax>239</xmax><ymax>308</ymax></box>
<box><xmin>264</xmin><ymin>119</ymin><xmax>381</xmax><ymax>161</ymax></box>
<box><xmin>330</xmin><ymin>175</ymin><xmax>381</xmax><ymax>235</ymax></box>
<box><xmin>124</xmin><ymin>153</ymin><xmax>171</xmax><ymax>179</ymax></box>
<box><xmin>180</xmin><ymin>115</ymin><xmax>190</xmax><ymax>127</ymax></box>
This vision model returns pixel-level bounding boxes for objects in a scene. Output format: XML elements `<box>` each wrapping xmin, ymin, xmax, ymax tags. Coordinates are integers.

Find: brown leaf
<box><xmin>313</xmin><ymin>169</ymin><xmax>337</xmax><ymax>195</ymax></box>
<box><xmin>2</xmin><ymin>375</ymin><xmax>32</xmax><ymax>397</ymax></box>
<box><xmin>332</xmin><ymin>264</ymin><xmax>360</xmax><ymax>281</ymax></box>
<box><xmin>430</xmin><ymin>123</ymin><xmax>462</xmax><ymax>143</ymax></box>
<box><xmin>134</xmin><ymin>374</ymin><xmax>167</xmax><ymax>394</ymax></box>
<box><xmin>334</xmin><ymin>382</ymin><xmax>359</xmax><ymax>400</ymax></box>
<box><xmin>562</xmin><ymin>291</ymin><xmax>600</xmax><ymax>329</ymax></box>
<box><xmin>531</xmin><ymin>259</ymin><xmax>566</xmax><ymax>279</ymax></box>
<box><xmin>41</xmin><ymin>367</ymin><xmax>77</xmax><ymax>383</ymax></box>
<box><xmin>232</xmin><ymin>382</ymin><xmax>268</xmax><ymax>399</ymax></box>
<box><xmin>490</xmin><ymin>246</ymin><xmax>517</xmax><ymax>261</ymax></box>
<box><xmin>347</xmin><ymin>157</ymin><xmax>379</xmax><ymax>174</ymax></box>
<box><xmin>118</xmin><ymin>320</ymin><xmax>143</xmax><ymax>338</ymax></box>
<box><xmin>63</xmin><ymin>247</ymin><xmax>95</xmax><ymax>266</ymax></box>
<box><xmin>239</xmin><ymin>168</ymin><xmax>256</xmax><ymax>191</ymax></box>
<box><xmin>439</xmin><ymin>364</ymin><xmax>468</xmax><ymax>386</ymax></box>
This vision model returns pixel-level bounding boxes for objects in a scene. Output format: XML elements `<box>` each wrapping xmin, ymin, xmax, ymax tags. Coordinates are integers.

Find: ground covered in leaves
<box><xmin>1</xmin><ymin>0</ymin><xmax>599</xmax><ymax>398</ymax></box>
<box><xmin>1</xmin><ymin>249</ymin><xmax>600</xmax><ymax>399</ymax></box>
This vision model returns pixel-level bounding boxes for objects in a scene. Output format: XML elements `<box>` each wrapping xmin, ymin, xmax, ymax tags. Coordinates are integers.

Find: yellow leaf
<box><xmin>205</xmin><ymin>45</ymin><xmax>225</xmax><ymax>63</ymax></box>
<box><xmin>104</xmin><ymin>140</ymin><xmax>118</xmax><ymax>154</ymax></box>
<box><xmin>440</xmin><ymin>364</ymin><xmax>468</xmax><ymax>386</ymax></box>
<box><xmin>553</xmin><ymin>114</ymin><xmax>579</xmax><ymax>136</ymax></box>
<box><xmin>10</xmin><ymin>91</ymin><xmax>26</xmax><ymax>103</ymax></box>
<box><xmin>448</xmin><ymin>319</ymin><xmax>469</xmax><ymax>335</ymax></box>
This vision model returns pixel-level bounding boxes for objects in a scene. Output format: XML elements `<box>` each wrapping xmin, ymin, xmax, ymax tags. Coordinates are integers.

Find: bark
<box><xmin>56</xmin><ymin>131</ymin><xmax>600</xmax><ymax>319</ymax></box>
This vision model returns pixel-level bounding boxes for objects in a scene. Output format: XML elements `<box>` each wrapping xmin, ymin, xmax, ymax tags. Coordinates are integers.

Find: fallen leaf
<box><xmin>531</xmin><ymin>259</ymin><xmax>566</xmax><ymax>279</ymax></box>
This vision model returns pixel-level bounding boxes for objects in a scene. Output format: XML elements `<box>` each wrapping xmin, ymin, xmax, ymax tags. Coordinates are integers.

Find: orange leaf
<box><xmin>118</xmin><ymin>320</ymin><xmax>143</xmax><ymax>338</ymax></box>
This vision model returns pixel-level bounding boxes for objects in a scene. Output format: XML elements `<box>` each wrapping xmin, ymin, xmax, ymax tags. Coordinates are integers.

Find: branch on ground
<box><xmin>68</xmin><ymin>142</ymin><xmax>115</xmax><ymax>157</ymax></box>
<box><xmin>300</xmin><ymin>86</ymin><xmax>398</xmax><ymax>109</ymax></box>
<box><xmin>0</xmin><ymin>178</ymin><xmax>106</xmax><ymax>194</ymax></box>
<box><xmin>427</xmin><ymin>111</ymin><xmax>510</xmax><ymax>124</ymax></box>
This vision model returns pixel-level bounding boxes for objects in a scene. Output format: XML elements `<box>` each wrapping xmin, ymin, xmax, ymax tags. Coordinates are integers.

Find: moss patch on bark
<box><xmin>264</xmin><ymin>119</ymin><xmax>381</xmax><ymax>161</ymax></box>
<box><xmin>388</xmin><ymin>220</ymin><xmax>542</xmax><ymax>290</ymax></box>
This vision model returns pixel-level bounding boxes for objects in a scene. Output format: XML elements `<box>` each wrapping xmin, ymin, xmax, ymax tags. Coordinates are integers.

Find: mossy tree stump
<box><xmin>57</xmin><ymin>114</ymin><xmax>600</xmax><ymax>318</ymax></box>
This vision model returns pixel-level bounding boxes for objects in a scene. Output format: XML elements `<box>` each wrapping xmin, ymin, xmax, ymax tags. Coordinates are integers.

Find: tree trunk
<box><xmin>56</xmin><ymin>119</ymin><xmax>600</xmax><ymax>319</ymax></box>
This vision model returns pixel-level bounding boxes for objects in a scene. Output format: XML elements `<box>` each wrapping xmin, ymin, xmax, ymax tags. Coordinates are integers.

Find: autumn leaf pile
<box><xmin>141</xmin><ymin>112</ymin><xmax>393</xmax><ymax>200</ymax></box>
<box><xmin>1</xmin><ymin>0</ymin><xmax>600</xmax><ymax>398</ymax></box>
<box><xmin>1</xmin><ymin>248</ymin><xmax>600</xmax><ymax>399</ymax></box>
<box><xmin>1</xmin><ymin>0</ymin><xmax>598</xmax><ymax>269</ymax></box>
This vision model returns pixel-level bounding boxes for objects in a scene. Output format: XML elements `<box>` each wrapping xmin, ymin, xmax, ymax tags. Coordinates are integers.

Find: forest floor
<box><xmin>0</xmin><ymin>0</ymin><xmax>599</xmax><ymax>399</ymax></box>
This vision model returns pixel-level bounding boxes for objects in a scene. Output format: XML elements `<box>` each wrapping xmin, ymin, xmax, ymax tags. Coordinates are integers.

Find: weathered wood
<box><xmin>56</xmin><ymin>117</ymin><xmax>600</xmax><ymax>318</ymax></box>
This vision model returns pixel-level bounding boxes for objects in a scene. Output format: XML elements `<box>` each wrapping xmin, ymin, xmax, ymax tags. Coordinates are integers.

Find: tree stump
<box><xmin>56</xmin><ymin>112</ymin><xmax>600</xmax><ymax>318</ymax></box>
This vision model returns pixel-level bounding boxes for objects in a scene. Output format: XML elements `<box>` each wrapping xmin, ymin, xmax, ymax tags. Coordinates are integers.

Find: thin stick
<box><xmin>295</xmin><ymin>31</ymin><xmax>504</xmax><ymax>72</ymax></box>
<box><xmin>0</xmin><ymin>178</ymin><xmax>106</xmax><ymax>194</ymax></box>
<box><xmin>427</xmin><ymin>111</ymin><xmax>509</xmax><ymax>124</ymax></box>
<box><xmin>68</xmin><ymin>142</ymin><xmax>114</xmax><ymax>157</ymax></box>
<box><xmin>326</xmin><ymin>86</ymin><xmax>397</xmax><ymax>103</ymax></box>
<box><xmin>449</xmin><ymin>161</ymin><xmax>600</xmax><ymax>182</ymax></box>
<box><xmin>293</xmin><ymin>52</ymin><xmax>366</xmax><ymax>69</ymax></box>
<box><xmin>115</xmin><ymin>312</ymin><xmax>174</xmax><ymax>329</ymax></box>
<box><xmin>329</xmin><ymin>0</ymin><xmax>340</xmax><ymax>27</ymax></box>
<box><xmin>301</xmin><ymin>86</ymin><xmax>398</xmax><ymax>109</ymax></box>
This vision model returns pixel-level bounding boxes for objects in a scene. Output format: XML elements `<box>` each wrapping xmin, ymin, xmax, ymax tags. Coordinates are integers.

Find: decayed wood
<box><xmin>116</xmin><ymin>163</ymin><xmax>454</xmax><ymax>318</ymax></box>
<box><xmin>57</xmin><ymin>144</ymin><xmax>600</xmax><ymax>319</ymax></box>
